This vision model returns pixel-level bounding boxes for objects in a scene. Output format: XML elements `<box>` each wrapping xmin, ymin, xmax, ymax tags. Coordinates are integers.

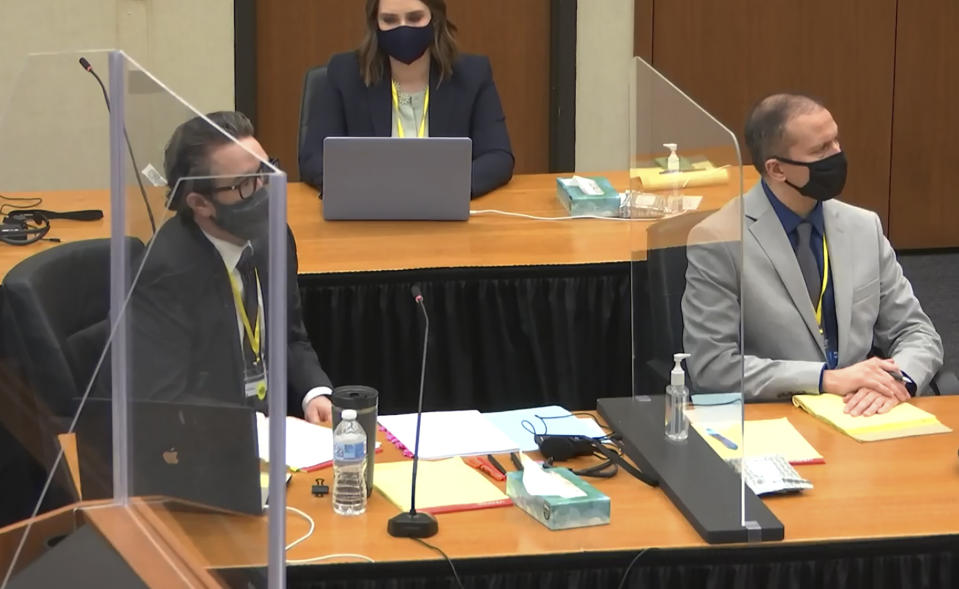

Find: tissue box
<box><xmin>556</xmin><ymin>176</ymin><xmax>621</xmax><ymax>217</ymax></box>
<box><xmin>506</xmin><ymin>467</ymin><xmax>610</xmax><ymax>530</ymax></box>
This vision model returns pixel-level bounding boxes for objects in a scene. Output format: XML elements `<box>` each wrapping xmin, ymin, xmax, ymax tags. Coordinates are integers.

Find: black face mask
<box><xmin>774</xmin><ymin>151</ymin><xmax>848</xmax><ymax>202</ymax></box>
<box><xmin>377</xmin><ymin>23</ymin><xmax>434</xmax><ymax>65</ymax></box>
<box><xmin>210</xmin><ymin>186</ymin><xmax>270</xmax><ymax>242</ymax></box>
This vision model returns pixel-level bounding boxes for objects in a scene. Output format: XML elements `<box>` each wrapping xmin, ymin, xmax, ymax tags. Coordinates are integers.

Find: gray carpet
<box><xmin>898</xmin><ymin>251</ymin><xmax>959</xmax><ymax>376</ymax></box>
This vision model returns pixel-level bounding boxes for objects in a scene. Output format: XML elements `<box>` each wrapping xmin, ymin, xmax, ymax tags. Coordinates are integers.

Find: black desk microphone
<box><xmin>387</xmin><ymin>284</ymin><xmax>439</xmax><ymax>538</ymax></box>
<box><xmin>78</xmin><ymin>56</ymin><xmax>156</xmax><ymax>234</ymax></box>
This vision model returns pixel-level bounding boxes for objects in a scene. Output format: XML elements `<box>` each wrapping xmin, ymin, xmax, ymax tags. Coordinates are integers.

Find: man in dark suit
<box><xmin>129</xmin><ymin>111</ymin><xmax>333</xmax><ymax>423</ymax></box>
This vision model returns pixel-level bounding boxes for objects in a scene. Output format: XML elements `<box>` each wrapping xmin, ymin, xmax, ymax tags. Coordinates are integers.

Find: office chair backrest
<box><xmin>641</xmin><ymin>210</ymin><xmax>715</xmax><ymax>392</ymax></box>
<box><xmin>2</xmin><ymin>238</ymin><xmax>144</xmax><ymax>417</ymax></box>
<box><xmin>645</xmin><ymin>210</ymin><xmax>715</xmax><ymax>357</ymax></box>
<box><xmin>298</xmin><ymin>65</ymin><xmax>328</xmax><ymax>177</ymax></box>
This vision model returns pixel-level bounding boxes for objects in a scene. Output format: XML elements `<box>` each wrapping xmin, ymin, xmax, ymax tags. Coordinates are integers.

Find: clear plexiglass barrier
<box><xmin>0</xmin><ymin>50</ymin><xmax>291</xmax><ymax>587</ymax></box>
<box><xmin>622</xmin><ymin>56</ymin><xmax>764</xmax><ymax>541</ymax></box>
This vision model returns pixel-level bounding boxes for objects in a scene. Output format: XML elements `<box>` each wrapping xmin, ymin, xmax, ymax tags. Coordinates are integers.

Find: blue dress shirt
<box><xmin>761</xmin><ymin>181</ymin><xmax>839</xmax><ymax>391</ymax></box>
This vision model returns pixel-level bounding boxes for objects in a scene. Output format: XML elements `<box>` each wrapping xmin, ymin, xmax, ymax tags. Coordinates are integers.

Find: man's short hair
<box><xmin>164</xmin><ymin>111</ymin><xmax>255</xmax><ymax>211</ymax></box>
<box><xmin>744</xmin><ymin>93</ymin><xmax>824</xmax><ymax>175</ymax></box>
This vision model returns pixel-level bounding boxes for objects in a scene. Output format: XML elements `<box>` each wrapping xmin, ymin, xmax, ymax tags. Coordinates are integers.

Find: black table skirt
<box><xmin>214</xmin><ymin>535</ymin><xmax>959</xmax><ymax>589</ymax></box>
<box><xmin>299</xmin><ymin>263</ymin><xmax>638</xmax><ymax>415</ymax></box>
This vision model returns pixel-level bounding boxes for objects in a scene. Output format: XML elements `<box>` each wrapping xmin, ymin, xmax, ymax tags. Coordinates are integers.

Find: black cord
<box><xmin>616</xmin><ymin>548</ymin><xmax>650</xmax><ymax>589</ymax></box>
<box><xmin>83</xmin><ymin>65</ymin><xmax>157</xmax><ymax>234</ymax></box>
<box><xmin>412</xmin><ymin>537</ymin><xmax>465</xmax><ymax>589</ymax></box>
<box><xmin>0</xmin><ymin>194</ymin><xmax>43</xmax><ymax>216</ymax></box>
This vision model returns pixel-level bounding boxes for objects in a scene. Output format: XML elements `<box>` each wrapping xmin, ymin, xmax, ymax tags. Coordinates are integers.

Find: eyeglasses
<box><xmin>212</xmin><ymin>157</ymin><xmax>280</xmax><ymax>200</ymax></box>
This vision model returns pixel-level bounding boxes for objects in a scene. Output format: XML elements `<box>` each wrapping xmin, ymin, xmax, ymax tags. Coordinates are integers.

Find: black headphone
<box><xmin>0</xmin><ymin>211</ymin><xmax>52</xmax><ymax>245</ymax></box>
<box><xmin>0</xmin><ymin>209</ymin><xmax>103</xmax><ymax>246</ymax></box>
<box><xmin>534</xmin><ymin>433</ymin><xmax>658</xmax><ymax>487</ymax></box>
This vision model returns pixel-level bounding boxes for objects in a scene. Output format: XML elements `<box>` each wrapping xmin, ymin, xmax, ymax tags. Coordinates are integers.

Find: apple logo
<box><xmin>162</xmin><ymin>447</ymin><xmax>179</xmax><ymax>465</ymax></box>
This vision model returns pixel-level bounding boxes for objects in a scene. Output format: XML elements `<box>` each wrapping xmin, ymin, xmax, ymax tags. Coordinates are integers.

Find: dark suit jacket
<box><xmin>128</xmin><ymin>214</ymin><xmax>331</xmax><ymax>416</ymax></box>
<box><xmin>299</xmin><ymin>51</ymin><xmax>515</xmax><ymax>198</ymax></box>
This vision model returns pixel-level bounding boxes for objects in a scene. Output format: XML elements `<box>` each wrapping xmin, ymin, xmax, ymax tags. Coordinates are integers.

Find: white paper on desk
<box><xmin>378</xmin><ymin>410</ymin><xmax>519</xmax><ymax>459</ymax></box>
<box><xmin>483</xmin><ymin>406</ymin><xmax>607</xmax><ymax>452</ymax></box>
<box><xmin>520</xmin><ymin>454</ymin><xmax>586</xmax><ymax>498</ymax></box>
<box><xmin>256</xmin><ymin>413</ymin><xmax>333</xmax><ymax>470</ymax></box>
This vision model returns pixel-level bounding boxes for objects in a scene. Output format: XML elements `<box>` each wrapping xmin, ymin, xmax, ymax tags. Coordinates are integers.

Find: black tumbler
<box><xmin>330</xmin><ymin>385</ymin><xmax>378</xmax><ymax>497</ymax></box>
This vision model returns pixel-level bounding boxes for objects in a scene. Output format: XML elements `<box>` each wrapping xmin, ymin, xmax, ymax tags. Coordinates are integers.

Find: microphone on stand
<box><xmin>77</xmin><ymin>56</ymin><xmax>157</xmax><ymax>234</ymax></box>
<box><xmin>387</xmin><ymin>284</ymin><xmax>439</xmax><ymax>538</ymax></box>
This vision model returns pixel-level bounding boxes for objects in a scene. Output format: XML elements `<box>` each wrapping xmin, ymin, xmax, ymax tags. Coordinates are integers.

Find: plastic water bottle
<box><xmin>332</xmin><ymin>409</ymin><xmax>367</xmax><ymax>515</ymax></box>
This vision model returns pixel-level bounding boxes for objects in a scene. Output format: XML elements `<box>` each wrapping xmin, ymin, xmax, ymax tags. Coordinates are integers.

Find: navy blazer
<box><xmin>299</xmin><ymin>51</ymin><xmax>515</xmax><ymax>198</ymax></box>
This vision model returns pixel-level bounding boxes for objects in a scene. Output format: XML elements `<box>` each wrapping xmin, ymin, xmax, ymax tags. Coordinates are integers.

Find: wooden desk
<box><xmin>204</xmin><ymin>398</ymin><xmax>959</xmax><ymax>566</ymax></box>
<box><xmin>93</xmin><ymin>398</ymin><xmax>959</xmax><ymax>569</ymax></box>
<box><xmin>5</xmin><ymin>397</ymin><xmax>958</xmax><ymax>586</ymax></box>
<box><xmin>0</xmin><ymin>169</ymin><xmax>754</xmax><ymax>280</ymax></box>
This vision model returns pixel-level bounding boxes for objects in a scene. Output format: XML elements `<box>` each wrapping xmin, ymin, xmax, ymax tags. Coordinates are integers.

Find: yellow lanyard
<box><xmin>391</xmin><ymin>81</ymin><xmax>430</xmax><ymax>138</ymax></box>
<box><xmin>226</xmin><ymin>266</ymin><xmax>261</xmax><ymax>364</ymax></box>
<box><xmin>815</xmin><ymin>235</ymin><xmax>829</xmax><ymax>332</ymax></box>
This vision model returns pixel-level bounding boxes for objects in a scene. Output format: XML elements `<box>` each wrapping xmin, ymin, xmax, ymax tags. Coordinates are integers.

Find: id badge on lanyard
<box><xmin>244</xmin><ymin>357</ymin><xmax>268</xmax><ymax>401</ymax></box>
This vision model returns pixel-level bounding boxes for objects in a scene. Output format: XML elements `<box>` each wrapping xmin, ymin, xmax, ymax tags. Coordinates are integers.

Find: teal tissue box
<box><xmin>556</xmin><ymin>176</ymin><xmax>621</xmax><ymax>217</ymax></box>
<box><xmin>506</xmin><ymin>467</ymin><xmax>610</xmax><ymax>530</ymax></box>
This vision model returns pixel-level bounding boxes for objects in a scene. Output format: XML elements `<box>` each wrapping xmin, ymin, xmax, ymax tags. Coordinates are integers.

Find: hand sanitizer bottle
<box><xmin>665</xmin><ymin>353</ymin><xmax>691</xmax><ymax>441</ymax></box>
<box><xmin>663</xmin><ymin>143</ymin><xmax>680</xmax><ymax>173</ymax></box>
<box><xmin>662</xmin><ymin>143</ymin><xmax>682</xmax><ymax>212</ymax></box>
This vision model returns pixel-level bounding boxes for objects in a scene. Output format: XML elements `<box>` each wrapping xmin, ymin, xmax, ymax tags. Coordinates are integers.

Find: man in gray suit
<box><xmin>682</xmin><ymin>93</ymin><xmax>942</xmax><ymax>416</ymax></box>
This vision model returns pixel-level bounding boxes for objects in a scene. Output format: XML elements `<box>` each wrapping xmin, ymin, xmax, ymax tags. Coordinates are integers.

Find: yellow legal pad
<box><xmin>374</xmin><ymin>457</ymin><xmax>512</xmax><ymax>515</ymax></box>
<box><xmin>693</xmin><ymin>417</ymin><xmax>824</xmax><ymax>464</ymax></box>
<box><xmin>630</xmin><ymin>162</ymin><xmax>729</xmax><ymax>191</ymax></box>
<box><xmin>792</xmin><ymin>394</ymin><xmax>952</xmax><ymax>442</ymax></box>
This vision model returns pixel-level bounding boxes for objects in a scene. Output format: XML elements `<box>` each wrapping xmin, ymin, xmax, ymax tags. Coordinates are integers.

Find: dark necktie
<box><xmin>795</xmin><ymin>221</ymin><xmax>820</xmax><ymax>305</ymax></box>
<box><xmin>236</xmin><ymin>246</ymin><xmax>260</xmax><ymax>362</ymax></box>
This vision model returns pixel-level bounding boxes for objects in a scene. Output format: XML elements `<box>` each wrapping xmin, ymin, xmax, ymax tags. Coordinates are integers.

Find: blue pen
<box><xmin>705</xmin><ymin>427</ymin><xmax>739</xmax><ymax>450</ymax></box>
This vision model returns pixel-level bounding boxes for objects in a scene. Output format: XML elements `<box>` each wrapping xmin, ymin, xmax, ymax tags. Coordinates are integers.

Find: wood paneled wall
<box><xmin>888</xmin><ymin>1</ymin><xmax>959</xmax><ymax>248</ymax></box>
<box><xmin>635</xmin><ymin>0</ymin><xmax>959</xmax><ymax>248</ymax></box>
<box><xmin>254</xmin><ymin>0</ymin><xmax>550</xmax><ymax>182</ymax></box>
<box><xmin>640</xmin><ymin>0</ymin><xmax>897</xmax><ymax>227</ymax></box>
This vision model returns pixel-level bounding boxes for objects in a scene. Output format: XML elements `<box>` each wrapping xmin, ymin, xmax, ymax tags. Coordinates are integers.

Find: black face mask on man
<box><xmin>774</xmin><ymin>151</ymin><xmax>848</xmax><ymax>202</ymax></box>
<box><xmin>377</xmin><ymin>23</ymin><xmax>434</xmax><ymax>65</ymax></box>
<box><xmin>210</xmin><ymin>185</ymin><xmax>270</xmax><ymax>242</ymax></box>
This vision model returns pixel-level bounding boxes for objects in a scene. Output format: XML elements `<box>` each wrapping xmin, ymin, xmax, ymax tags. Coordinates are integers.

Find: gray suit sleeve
<box><xmin>870</xmin><ymin>214</ymin><xmax>943</xmax><ymax>393</ymax></box>
<box><xmin>682</xmin><ymin>228</ymin><xmax>822</xmax><ymax>400</ymax></box>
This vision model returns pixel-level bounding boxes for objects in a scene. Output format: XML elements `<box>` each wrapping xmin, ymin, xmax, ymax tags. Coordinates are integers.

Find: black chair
<box><xmin>2</xmin><ymin>238</ymin><xmax>144</xmax><ymax>419</ymax></box>
<box><xmin>639</xmin><ymin>210</ymin><xmax>715</xmax><ymax>395</ymax></box>
<box><xmin>297</xmin><ymin>65</ymin><xmax>328</xmax><ymax>180</ymax></box>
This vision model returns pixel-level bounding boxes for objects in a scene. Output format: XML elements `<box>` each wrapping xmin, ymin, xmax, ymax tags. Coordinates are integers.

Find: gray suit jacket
<box><xmin>682</xmin><ymin>182</ymin><xmax>943</xmax><ymax>400</ymax></box>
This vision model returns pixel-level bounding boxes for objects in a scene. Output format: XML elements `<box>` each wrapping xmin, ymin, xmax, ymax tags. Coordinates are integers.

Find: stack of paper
<box><xmin>374</xmin><ymin>457</ymin><xmax>512</xmax><ymax>514</ymax></box>
<box><xmin>257</xmin><ymin>414</ymin><xmax>333</xmax><ymax>470</ymax></box>
<box><xmin>378</xmin><ymin>410</ymin><xmax>519</xmax><ymax>459</ymax></box>
<box><xmin>483</xmin><ymin>405</ymin><xmax>607</xmax><ymax>452</ymax></box>
<box><xmin>692</xmin><ymin>417</ymin><xmax>824</xmax><ymax>464</ymax></box>
<box><xmin>257</xmin><ymin>414</ymin><xmax>382</xmax><ymax>471</ymax></box>
<box><xmin>792</xmin><ymin>394</ymin><xmax>952</xmax><ymax>442</ymax></box>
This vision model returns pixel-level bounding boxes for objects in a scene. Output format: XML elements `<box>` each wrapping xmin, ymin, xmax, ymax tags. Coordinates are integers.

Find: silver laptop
<box><xmin>322</xmin><ymin>137</ymin><xmax>472</xmax><ymax>220</ymax></box>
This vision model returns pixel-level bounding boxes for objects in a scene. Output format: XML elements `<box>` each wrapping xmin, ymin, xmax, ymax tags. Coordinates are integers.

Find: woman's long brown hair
<box><xmin>358</xmin><ymin>0</ymin><xmax>459</xmax><ymax>86</ymax></box>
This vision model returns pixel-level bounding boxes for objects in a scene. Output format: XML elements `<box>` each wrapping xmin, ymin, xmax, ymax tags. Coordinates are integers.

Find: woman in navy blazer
<box><xmin>298</xmin><ymin>0</ymin><xmax>514</xmax><ymax>198</ymax></box>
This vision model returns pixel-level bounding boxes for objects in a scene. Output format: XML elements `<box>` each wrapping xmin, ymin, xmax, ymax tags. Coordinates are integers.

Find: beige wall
<box><xmin>575</xmin><ymin>0</ymin><xmax>634</xmax><ymax>172</ymax></box>
<box><xmin>0</xmin><ymin>0</ymin><xmax>235</xmax><ymax>191</ymax></box>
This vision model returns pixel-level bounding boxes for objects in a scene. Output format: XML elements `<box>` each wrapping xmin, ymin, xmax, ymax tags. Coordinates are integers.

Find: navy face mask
<box><xmin>377</xmin><ymin>23</ymin><xmax>434</xmax><ymax>65</ymax></box>
<box><xmin>774</xmin><ymin>151</ymin><xmax>848</xmax><ymax>202</ymax></box>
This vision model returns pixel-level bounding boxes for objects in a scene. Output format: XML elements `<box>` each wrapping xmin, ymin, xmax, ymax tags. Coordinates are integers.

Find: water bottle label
<box><xmin>335</xmin><ymin>441</ymin><xmax>365</xmax><ymax>461</ymax></box>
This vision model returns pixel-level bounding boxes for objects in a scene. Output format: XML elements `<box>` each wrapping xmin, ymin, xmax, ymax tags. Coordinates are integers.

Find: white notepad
<box><xmin>378</xmin><ymin>410</ymin><xmax>520</xmax><ymax>459</ymax></box>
